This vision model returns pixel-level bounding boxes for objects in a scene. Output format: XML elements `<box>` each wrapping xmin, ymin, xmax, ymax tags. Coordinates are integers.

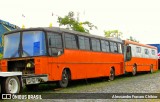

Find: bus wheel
<box><xmin>132</xmin><ymin>65</ymin><xmax>137</xmax><ymax>76</ymax></box>
<box><xmin>150</xmin><ymin>65</ymin><xmax>154</xmax><ymax>73</ymax></box>
<box><xmin>2</xmin><ymin>76</ymin><xmax>21</xmax><ymax>93</ymax></box>
<box><xmin>57</xmin><ymin>69</ymin><xmax>70</xmax><ymax>88</ymax></box>
<box><xmin>109</xmin><ymin>68</ymin><xmax>115</xmax><ymax>81</ymax></box>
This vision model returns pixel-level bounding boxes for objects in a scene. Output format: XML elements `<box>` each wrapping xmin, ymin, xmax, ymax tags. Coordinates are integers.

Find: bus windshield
<box><xmin>3</xmin><ymin>31</ymin><xmax>46</xmax><ymax>58</ymax></box>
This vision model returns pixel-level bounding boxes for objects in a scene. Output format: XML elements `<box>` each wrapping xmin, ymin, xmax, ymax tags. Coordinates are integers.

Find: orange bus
<box><xmin>0</xmin><ymin>27</ymin><xmax>125</xmax><ymax>92</ymax></box>
<box><xmin>124</xmin><ymin>40</ymin><xmax>158</xmax><ymax>75</ymax></box>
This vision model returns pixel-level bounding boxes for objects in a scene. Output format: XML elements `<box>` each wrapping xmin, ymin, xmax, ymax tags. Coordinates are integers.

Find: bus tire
<box><xmin>109</xmin><ymin>68</ymin><xmax>115</xmax><ymax>81</ymax></box>
<box><xmin>2</xmin><ymin>76</ymin><xmax>21</xmax><ymax>94</ymax></box>
<box><xmin>150</xmin><ymin>65</ymin><xmax>154</xmax><ymax>73</ymax></box>
<box><xmin>132</xmin><ymin>65</ymin><xmax>137</xmax><ymax>76</ymax></box>
<box><xmin>57</xmin><ymin>69</ymin><xmax>70</xmax><ymax>88</ymax></box>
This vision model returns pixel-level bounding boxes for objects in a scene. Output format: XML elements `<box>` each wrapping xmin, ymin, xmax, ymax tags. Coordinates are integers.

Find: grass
<box><xmin>22</xmin><ymin>70</ymin><xmax>160</xmax><ymax>94</ymax></box>
<box><xmin>2</xmin><ymin>71</ymin><xmax>160</xmax><ymax>101</ymax></box>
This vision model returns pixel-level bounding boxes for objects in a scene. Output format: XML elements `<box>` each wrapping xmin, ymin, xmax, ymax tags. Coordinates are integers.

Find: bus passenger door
<box><xmin>125</xmin><ymin>46</ymin><xmax>132</xmax><ymax>61</ymax></box>
<box><xmin>47</xmin><ymin>32</ymin><xmax>64</xmax><ymax>80</ymax></box>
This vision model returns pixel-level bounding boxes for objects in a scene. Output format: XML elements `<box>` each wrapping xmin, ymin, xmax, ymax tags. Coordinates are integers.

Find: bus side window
<box><xmin>101</xmin><ymin>40</ymin><xmax>110</xmax><ymax>52</ymax></box>
<box><xmin>113</xmin><ymin>43</ymin><xmax>118</xmax><ymax>53</ymax></box>
<box><xmin>151</xmin><ymin>50</ymin><xmax>155</xmax><ymax>55</ymax></box>
<box><xmin>110</xmin><ymin>42</ymin><xmax>118</xmax><ymax>53</ymax></box>
<box><xmin>47</xmin><ymin>32</ymin><xmax>63</xmax><ymax>56</ymax></box>
<box><xmin>91</xmin><ymin>38</ymin><xmax>101</xmax><ymax>51</ymax></box>
<box><xmin>65</xmin><ymin>33</ymin><xmax>78</xmax><ymax>49</ymax></box>
<box><xmin>78</xmin><ymin>36</ymin><xmax>90</xmax><ymax>50</ymax></box>
<box><xmin>110</xmin><ymin>42</ymin><xmax>114</xmax><ymax>53</ymax></box>
<box><xmin>118</xmin><ymin>43</ymin><xmax>122</xmax><ymax>53</ymax></box>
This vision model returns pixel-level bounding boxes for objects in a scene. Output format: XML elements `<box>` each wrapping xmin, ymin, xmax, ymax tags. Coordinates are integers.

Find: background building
<box><xmin>0</xmin><ymin>19</ymin><xmax>20</xmax><ymax>53</ymax></box>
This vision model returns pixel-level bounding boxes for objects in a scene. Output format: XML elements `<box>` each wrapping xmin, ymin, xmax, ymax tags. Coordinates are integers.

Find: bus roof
<box><xmin>124</xmin><ymin>40</ymin><xmax>157</xmax><ymax>49</ymax></box>
<box><xmin>4</xmin><ymin>27</ymin><xmax>123</xmax><ymax>43</ymax></box>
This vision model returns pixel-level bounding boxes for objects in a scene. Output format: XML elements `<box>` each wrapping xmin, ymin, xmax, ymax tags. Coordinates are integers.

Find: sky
<box><xmin>1</xmin><ymin>0</ymin><xmax>160</xmax><ymax>44</ymax></box>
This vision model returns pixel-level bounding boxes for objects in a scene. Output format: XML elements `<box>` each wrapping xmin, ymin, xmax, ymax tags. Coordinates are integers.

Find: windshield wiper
<box><xmin>22</xmin><ymin>50</ymin><xmax>30</xmax><ymax>56</ymax></box>
<box><xmin>10</xmin><ymin>46</ymin><xmax>21</xmax><ymax>58</ymax></box>
<box><xmin>10</xmin><ymin>49</ymin><xmax>31</xmax><ymax>58</ymax></box>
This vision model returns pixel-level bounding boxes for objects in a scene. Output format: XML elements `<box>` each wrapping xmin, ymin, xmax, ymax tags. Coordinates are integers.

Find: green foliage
<box><xmin>104</xmin><ymin>30</ymin><xmax>122</xmax><ymax>38</ymax></box>
<box><xmin>0</xmin><ymin>53</ymin><xmax>3</xmax><ymax>59</ymax></box>
<box><xmin>127</xmin><ymin>36</ymin><xmax>139</xmax><ymax>43</ymax></box>
<box><xmin>57</xmin><ymin>11</ymin><xmax>97</xmax><ymax>33</ymax></box>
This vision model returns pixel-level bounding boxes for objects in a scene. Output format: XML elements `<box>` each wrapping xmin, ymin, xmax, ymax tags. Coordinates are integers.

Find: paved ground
<box><xmin>3</xmin><ymin>71</ymin><xmax>160</xmax><ymax>102</ymax></box>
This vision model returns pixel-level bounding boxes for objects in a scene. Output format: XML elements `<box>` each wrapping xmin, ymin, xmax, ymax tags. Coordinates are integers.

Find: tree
<box><xmin>104</xmin><ymin>30</ymin><xmax>123</xmax><ymax>38</ymax></box>
<box><xmin>127</xmin><ymin>36</ymin><xmax>139</xmax><ymax>43</ymax></box>
<box><xmin>57</xmin><ymin>11</ymin><xmax>97</xmax><ymax>33</ymax></box>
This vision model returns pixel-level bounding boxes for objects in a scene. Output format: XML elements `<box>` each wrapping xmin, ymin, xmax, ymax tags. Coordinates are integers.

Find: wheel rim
<box><xmin>150</xmin><ymin>66</ymin><xmax>153</xmax><ymax>73</ymax></box>
<box><xmin>132</xmin><ymin>67</ymin><xmax>136</xmax><ymax>75</ymax></box>
<box><xmin>109</xmin><ymin>69</ymin><xmax>114</xmax><ymax>80</ymax></box>
<box><xmin>8</xmin><ymin>78</ymin><xmax>18</xmax><ymax>93</ymax></box>
<box><xmin>62</xmin><ymin>70</ymin><xmax>68</xmax><ymax>84</ymax></box>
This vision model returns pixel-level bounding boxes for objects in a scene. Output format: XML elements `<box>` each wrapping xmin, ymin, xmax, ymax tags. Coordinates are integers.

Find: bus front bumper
<box><xmin>22</xmin><ymin>74</ymin><xmax>48</xmax><ymax>85</ymax></box>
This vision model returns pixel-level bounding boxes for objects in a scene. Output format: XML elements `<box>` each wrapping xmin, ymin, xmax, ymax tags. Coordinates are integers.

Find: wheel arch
<box><xmin>111</xmin><ymin>66</ymin><xmax>115</xmax><ymax>74</ymax></box>
<box><xmin>62</xmin><ymin>67</ymin><xmax>71</xmax><ymax>80</ymax></box>
<box><xmin>109</xmin><ymin>66</ymin><xmax>115</xmax><ymax>81</ymax></box>
<box><xmin>133</xmin><ymin>63</ymin><xmax>137</xmax><ymax>67</ymax></box>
